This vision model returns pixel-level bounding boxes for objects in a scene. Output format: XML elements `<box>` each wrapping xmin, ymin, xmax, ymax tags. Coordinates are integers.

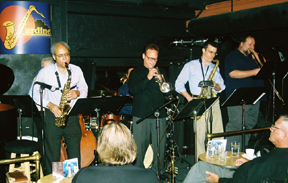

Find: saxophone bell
<box><xmin>120</xmin><ymin>75</ymin><xmax>128</xmax><ymax>84</ymax></box>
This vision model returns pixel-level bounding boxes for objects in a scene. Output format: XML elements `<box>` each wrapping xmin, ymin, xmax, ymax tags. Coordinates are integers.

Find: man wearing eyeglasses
<box><xmin>183</xmin><ymin>115</ymin><xmax>288</xmax><ymax>183</ymax></box>
<box><xmin>175</xmin><ymin>40</ymin><xmax>225</xmax><ymax>159</ymax></box>
<box><xmin>29</xmin><ymin>42</ymin><xmax>88</xmax><ymax>175</ymax></box>
<box><xmin>129</xmin><ymin>43</ymin><xmax>167</xmax><ymax>178</ymax></box>
<box><xmin>224</xmin><ymin>35</ymin><xmax>265</xmax><ymax>151</ymax></box>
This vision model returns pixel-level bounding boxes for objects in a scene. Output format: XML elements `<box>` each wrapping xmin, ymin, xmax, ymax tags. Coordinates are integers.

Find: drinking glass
<box><xmin>219</xmin><ymin>151</ymin><xmax>227</xmax><ymax>161</ymax></box>
<box><xmin>231</xmin><ymin>141</ymin><xmax>240</xmax><ymax>156</ymax></box>
<box><xmin>207</xmin><ymin>144</ymin><xmax>216</xmax><ymax>158</ymax></box>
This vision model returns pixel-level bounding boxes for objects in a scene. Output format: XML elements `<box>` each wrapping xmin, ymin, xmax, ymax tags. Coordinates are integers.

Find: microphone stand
<box><xmin>136</xmin><ymin>97</ymin><xmax>178</xmax><ymax>180</ymax></box>
<box><xmin>154</xmin><ymin>110</ymin><xmax>161</xmax><ymax>179</ymax></box>
<box><xmin>39</xmin><ymin>86</ymin><xmax>45</xmax><ymax>158</ymax></box>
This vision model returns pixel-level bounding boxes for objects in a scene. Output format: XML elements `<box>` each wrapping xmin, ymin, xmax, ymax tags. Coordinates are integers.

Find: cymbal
<box><xmin>0</xmin><ymin>64</ymin><xmax>14</xmax><ymax>95</ymax></box>
<box><xmin>0</xmin><ymin>103</ymin><xmax>15</xmax><ymax>112</ymax></box>
<box><xmin>88</xmin><ymin>90</ymin><xmax>117</xmax><ymax>97</ymax></box>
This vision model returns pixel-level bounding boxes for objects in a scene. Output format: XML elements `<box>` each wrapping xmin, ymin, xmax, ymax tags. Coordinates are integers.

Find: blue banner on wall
<box><xmin>0</xmin><ymin>1</ymin><xmax>51</xmax><ymax>54</ymax></box>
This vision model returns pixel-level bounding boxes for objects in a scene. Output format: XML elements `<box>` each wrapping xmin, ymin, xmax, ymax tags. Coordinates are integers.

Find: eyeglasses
<box><xmin>145</xmin><ymin>54</ymin><xmax>158</xmax><ymax>62</ymax></box>
<box><xmin>271</xmin><ymin>124</ymin><xmax>285</xmax><ymax>132</ymax></box>
<box><xmin>55</xmin><ymin>53</ymin><xmax>70</xmax><ymax>58</ymax></box>
<box><xmin>207</xmin><ymin>50</ymin><xmax>218</xmax><ymax>56</ymax></box>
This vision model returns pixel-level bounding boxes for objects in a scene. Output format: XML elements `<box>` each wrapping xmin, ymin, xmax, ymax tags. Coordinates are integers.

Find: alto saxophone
<box><xmin>197</xmin><ymin>59</ymin><xmax>219</xmax><ymax>99</ymax></box>
<box><xmin>55</xmin><ymin>63</ymin><xmax>71</xmax><ymax>127</ymax></box>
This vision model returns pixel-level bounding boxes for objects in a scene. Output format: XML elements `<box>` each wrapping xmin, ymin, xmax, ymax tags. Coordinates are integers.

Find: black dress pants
<box><xmin>44</xmin><ymin>110</ymin><xmax>81</xmax><ymax>175</ymax></box>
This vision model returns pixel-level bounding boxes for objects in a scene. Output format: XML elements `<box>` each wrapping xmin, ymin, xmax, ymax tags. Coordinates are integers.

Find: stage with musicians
<box><xmin>1</xmin><ymin>1</ymin><xmax>288</xmax><ymax>183</ymax></box>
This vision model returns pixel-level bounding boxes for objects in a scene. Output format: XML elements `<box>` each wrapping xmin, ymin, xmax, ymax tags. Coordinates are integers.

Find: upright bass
<box><xmin>60</xmin><ymin>115</ymin><xmax>97</xmax><ymax>168</ymax></box>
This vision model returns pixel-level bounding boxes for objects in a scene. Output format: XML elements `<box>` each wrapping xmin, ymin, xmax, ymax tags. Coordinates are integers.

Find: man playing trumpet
<box><xmin>129</xmin><ymin>43</ymin><xmax>167</xmax><ymax>179</ymax></box>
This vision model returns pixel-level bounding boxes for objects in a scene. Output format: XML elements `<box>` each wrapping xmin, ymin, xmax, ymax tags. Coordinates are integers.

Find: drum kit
<box><xmin>85</xmin><ymin>90</ymin><xmax>133</xmax><ymax>133</ymax></box>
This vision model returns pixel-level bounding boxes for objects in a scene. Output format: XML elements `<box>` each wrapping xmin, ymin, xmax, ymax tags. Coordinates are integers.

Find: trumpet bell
<box><xmin>160</xmin><ymin>82</ymin><xmax>171</xmax><ymax>93</ymax></box>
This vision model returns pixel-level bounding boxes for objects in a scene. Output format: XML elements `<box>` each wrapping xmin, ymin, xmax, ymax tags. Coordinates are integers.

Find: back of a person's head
<box><xmin>97</xmin><ymin>122</ymin><xmax>137</xmax><ymax>165</ymax></box>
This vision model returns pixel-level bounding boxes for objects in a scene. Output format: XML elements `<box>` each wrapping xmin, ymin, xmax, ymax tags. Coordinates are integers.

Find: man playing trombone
<box><xmin>224</xmin><ymin>35</ymin><xmax>265</xmax><ymax>150</ymax></box>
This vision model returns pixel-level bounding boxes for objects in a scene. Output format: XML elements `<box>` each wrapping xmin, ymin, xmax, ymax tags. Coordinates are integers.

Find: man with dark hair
<box><xmin>224</xmin><ymin>35</ymin><xmax>264</xmax><ymax>150</ymax></box>
<box><xmin>175</xmin><ymin>40</ymin><xmax>225</xmax><ymax>158</ymax></box>
<box><xmin>29</xmin><ymin>41</ymin><xmax>88</xmax><ymax>174</ymax></box>
<box><xmin>183</xmin><ymin>115</ymin><xmax>288</xmax><ymax>183</ymax></box>
<box><xmin>129</xmin><ymin>43</ymin><xmax>167</xmax><ymax>176</ymax></box>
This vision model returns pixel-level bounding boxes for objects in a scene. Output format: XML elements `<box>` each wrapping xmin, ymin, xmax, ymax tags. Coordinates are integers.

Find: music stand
<box><xmin>173</xmin><ymin>97</ymin><xmax>219</xmax><ymax>163</ymax></box>
<box><xmin>68</xmin><ymin>96</ymin><xmax>129</xmax><ymax>116</ymax></box>
<box><xmin>221</xmin><ymin>87</ymin><xmax>265</xmax><ymax>152</ymax></box>
<box><xmin>254</xmin><ymin>60</ymin><xmax>287</xmax><ymax>122</ymax></box>
<box><xmin>173</xmin><ymin>97</ymin><xmax>218</xmax><ymax>121</ymax></box>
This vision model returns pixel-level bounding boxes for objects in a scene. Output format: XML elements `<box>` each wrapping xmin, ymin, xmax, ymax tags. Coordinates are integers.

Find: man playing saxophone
<box><xmin>175</xmin><ymin>40</ymin><xmax>225</xmax><ymax>159</ymax></box>
<box><xmin>29</xmin><ymin>42</ymin><xmax>88</xmax><ymax>175</ymax></box>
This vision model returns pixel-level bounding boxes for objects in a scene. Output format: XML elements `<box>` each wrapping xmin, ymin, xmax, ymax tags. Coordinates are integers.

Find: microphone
<box><xmin>34</xmin><ymin>81</ymin><xmax>57</xmax><ymax>92</ymax></box>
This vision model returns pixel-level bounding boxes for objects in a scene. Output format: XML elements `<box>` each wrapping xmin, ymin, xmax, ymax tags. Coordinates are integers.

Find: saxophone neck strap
<box><xmin>199</xmin><ymin>58</ymin><xmax>209</xmax><ymax>81</ymax></box>
<box><xmin>55</xmin><ymin>71</ymin><xmax>77</xmax><ymax>93</ymax></box>
<box><xmin>55</xmin><ymin>71</ymin><xmax>63</xmax><ymax>92</ymax></box>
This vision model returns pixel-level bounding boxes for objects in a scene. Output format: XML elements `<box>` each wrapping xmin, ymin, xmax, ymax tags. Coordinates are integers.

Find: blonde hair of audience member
<box><xmin>97</xmin><ymin>122</ymin><xmax>137</xmax><ymax>165</ymax></box>
<box><xmin>41</xmin><ymin>57</ymin><xmax>54</xmax><ymax>68</ymax></box>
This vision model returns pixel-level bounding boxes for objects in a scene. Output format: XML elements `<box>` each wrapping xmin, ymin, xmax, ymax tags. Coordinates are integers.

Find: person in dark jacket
<box><xmin>129</xmin><ymin>43</ymin><xmax>167</xmax><ymax>175</ymax></box>
<box><xmin>183</xmin><ymin>115</ymin><xmax>288</xmax><ymax>183</ymax></box>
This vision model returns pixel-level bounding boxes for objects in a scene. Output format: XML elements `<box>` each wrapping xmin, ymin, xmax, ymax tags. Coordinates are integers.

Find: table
<box><xmin>199</xmin><ymin>151</ymin><xmax>245</xmax><ymax>169</ymax></box>
<box><xmin>37</xmin><ymin>174</ymin><xmax>72</xmax><ymax>183</ymax></box>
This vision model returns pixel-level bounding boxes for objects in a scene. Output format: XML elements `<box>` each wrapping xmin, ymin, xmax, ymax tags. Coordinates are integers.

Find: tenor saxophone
<box><xmin>55</xmin><ymin>63</ymin><xmax>71</xmax><ymax>127</ymax></box>
<box><xmin>197</xmin><ymin>59</ymin><xmax>219</xmax><ymax>99</ymax></box>
<box><xmin>3</xmin><ymin>5</ymin><xmax>45</xmax><ymax>49</ymax></box>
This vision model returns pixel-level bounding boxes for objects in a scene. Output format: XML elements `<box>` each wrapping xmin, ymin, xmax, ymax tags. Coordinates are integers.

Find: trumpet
<box><xmin>155</xmin><ymin>67</ymin><xmax>171</xmax><ymax>93</ymax></box>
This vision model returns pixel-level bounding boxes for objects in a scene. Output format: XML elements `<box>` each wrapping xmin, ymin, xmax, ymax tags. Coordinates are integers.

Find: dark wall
<box><xmin>0</xmin><ymin>0</ymin><xmax>192</xmax><ymax>95</ymax></box>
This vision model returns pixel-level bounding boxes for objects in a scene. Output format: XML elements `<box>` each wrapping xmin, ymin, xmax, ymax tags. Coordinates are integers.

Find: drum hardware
<box><xmin>88</xmin><ymin>116</ymin><xmax>99</xmax><ymax>130</ymax></box>
<box><xmin>164</xmin><ymin>100</ymin><xmax>192</xmax><ymax>182</ymax></box>
<box><xmin>86</xmin><ymin>108</ymin><xmax>101</xmax><ymax>132</ymax></box>
<box><xmin>129</xmin><ymin>120</ymin><xmax>133</xmax><ymax>132</ymax></box>
<box><xmin>88</xmin><ymin>90</ymin><xmax>117</xmax><ymax>97</ymax></box>
<box><xmin>136</xmin><ymin>96</ymin><xmax>179</xmax><ymax>179</ymax></box>
<box><xmin>100</xmin><ymin>113</ymin><xmax>122</xmax><ymax>128</ymax></box>
<box><xmin>165</xmin><ymin>139</ymin><xmax>178</xmax><ymax>183</ymax></box>
<box><xmin>163</xmin><ymin>99</ymin><xmax>181</xmax><ymax>183</ymax></box>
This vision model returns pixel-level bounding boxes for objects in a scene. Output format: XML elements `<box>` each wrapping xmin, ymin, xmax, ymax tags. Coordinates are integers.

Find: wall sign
<box><xmin>0</xmin><ymin>1</ymin><xmax>51</xmax><ymax>54</ymax></box>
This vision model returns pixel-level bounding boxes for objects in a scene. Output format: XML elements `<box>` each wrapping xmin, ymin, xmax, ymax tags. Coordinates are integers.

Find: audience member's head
<box><xmin>41</xmin><ymin>57</ymin><xmax>54</xmax><ymax>68</ymax></box>
<box><xmin>97</xmin><ymin>122</ymin><xmax>137</xmax><ymax>165</ymax></box>
<box><xmin>269</xmin><ymin>115</ymin><xmax>288</xmax><ymax>148</ymax></box>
